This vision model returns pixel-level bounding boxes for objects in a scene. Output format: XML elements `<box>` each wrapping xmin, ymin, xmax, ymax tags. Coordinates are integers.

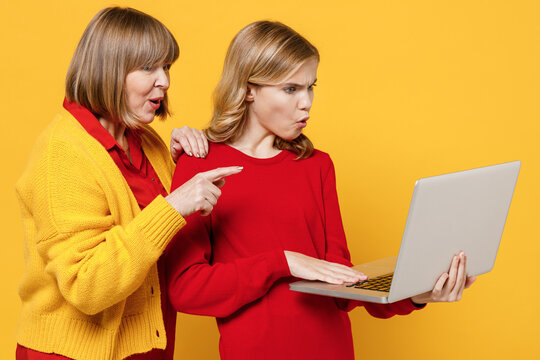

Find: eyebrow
<box><xmin>280</xmin><ymin>79</ymin><xmax>318</xmax><ymax>87</ymax></box>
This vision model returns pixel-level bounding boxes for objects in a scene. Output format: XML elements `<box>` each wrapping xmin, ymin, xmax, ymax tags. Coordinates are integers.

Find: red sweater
<box><xmin>167</xmin><ymin>143</ymin><xmax>422</xmax><ymax>360</ymax></box>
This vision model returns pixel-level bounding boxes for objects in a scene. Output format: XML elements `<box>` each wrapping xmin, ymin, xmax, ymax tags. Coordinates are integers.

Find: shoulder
<box><xmin>299</xmin><ymin>148</ymin><xmax>334</xmax><ymax>171</ymax></box>
<box><xmin>172</xmin><ymin>142</ymin><xmax>235</xmax><ymax>189</ymax></box>
<box><xmin>291</xmin><ymin>149</ymin><xmax>337</xmax><ymax>186</ymax></box>
<box><xmin>206</xmin><ymin>141</ymin><xmax>230</xmax><ymax>157</ymax></box>
<box><xmin>16</xmin><ymin>110</ymin><xmax>108</xmax><ymax>231</ymax></box>
<box><xmin>176</xmin><ymin>142</ymin><xmax>229</xmax><ymax>168</ymax></box>
<box><xmin>19</xmin><ymin>108</ymin><xmax>134</xmax><ymax>191</ymax></box>
<box><xmin>26</xmin><ymin>109</ymin><xmax>99</xmax><ymax>168</ymax></box>
<box><xmin>309</xmin><ymin>149</ymin><xmax>332</xmax><ymax>162</ymax></box>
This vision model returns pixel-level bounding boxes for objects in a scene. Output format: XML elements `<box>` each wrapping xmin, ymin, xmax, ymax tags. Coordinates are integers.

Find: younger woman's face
<box><xmin>124</xmin><ymin>62</ymin><xmax>171</xmax><ymax>125</ymax></box>
<box><xmin>247</xmin><ymin>58</ymin><xmax>318</xmax><ymax>141</ymax></box>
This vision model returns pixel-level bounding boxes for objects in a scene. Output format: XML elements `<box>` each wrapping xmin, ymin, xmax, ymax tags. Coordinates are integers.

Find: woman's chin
<box><xmin>134</xmin><ymin>114</ymin><xmax>156</xmax><ymax>125</ymax></box>
<box><xmin>277</xmin><ymin>131</ymin><xmax>303</xmax><ymax>142</ymax></box>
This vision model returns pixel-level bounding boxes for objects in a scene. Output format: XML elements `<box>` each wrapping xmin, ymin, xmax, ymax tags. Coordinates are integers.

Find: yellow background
<box><xmin>1</xmin><ymin>0</ymin><xmax>539</xmax><ymax>359</ymax></box>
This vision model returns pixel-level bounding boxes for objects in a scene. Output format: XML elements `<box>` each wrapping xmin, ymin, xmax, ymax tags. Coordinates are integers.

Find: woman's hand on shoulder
<box><xmin>411</xmin><ymin>252</ymin><xmax>476</xmax><ymax>305</ymax></box>
<box><xmin>284</xmin><ymin>251</ymin><xmax>367</xmax><ymax>284</ymax></box>
<box><xmin>170</xmin><ymin>126</ymin><xmax>208</xmax><ymax>162</ymax></box>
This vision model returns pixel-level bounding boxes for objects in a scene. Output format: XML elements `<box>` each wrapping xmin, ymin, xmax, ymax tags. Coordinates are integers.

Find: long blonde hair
<box><xmin>205</xmin><ymin>21</ymin><xmax>319</xmax><ymax>159</ymax></box>
<box><xmin>65</xmin><ymin>7</ymin><xmax>179</xmax><ymax>128</ymax></box>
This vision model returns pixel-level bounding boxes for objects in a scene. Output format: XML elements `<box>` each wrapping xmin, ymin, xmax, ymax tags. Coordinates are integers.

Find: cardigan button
<box><xmin>156</xmin><ymin>330</ymin><xmax>160</xmax><ymax>337</ymax></box>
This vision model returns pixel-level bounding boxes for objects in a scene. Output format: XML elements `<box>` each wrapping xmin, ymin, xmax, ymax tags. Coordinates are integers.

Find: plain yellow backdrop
<box><xmin>1</xmin><ymin>0</ymin><xmax>539</xmax><ymax>359</ymax></box>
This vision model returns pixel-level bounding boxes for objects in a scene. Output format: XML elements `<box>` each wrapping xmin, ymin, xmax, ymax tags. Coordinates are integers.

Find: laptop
<box><xmin>289</xmin><ymin>161</ymin><xmax>521</xmax><ymax>303</ymax></box>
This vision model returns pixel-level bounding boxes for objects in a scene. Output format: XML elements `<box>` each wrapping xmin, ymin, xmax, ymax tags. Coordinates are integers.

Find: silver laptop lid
<box><xmin>387</xmin><ymin>161</ymin><xmax>520</xmax><ymax>302</ymax></box>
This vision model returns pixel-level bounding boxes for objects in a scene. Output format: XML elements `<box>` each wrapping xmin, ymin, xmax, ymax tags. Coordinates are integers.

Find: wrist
<box><xmin>410</xmin><ymin>297</ymin><xmax>427</xmax><ymax>308</ymax></box>
<box><xmin>164</xmin><ymin>194</ymin><xmax>186</xmax><ymax>216</ymax></box>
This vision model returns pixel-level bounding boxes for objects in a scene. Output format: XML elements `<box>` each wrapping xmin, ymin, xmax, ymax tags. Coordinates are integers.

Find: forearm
<box><xmin>167</xmin><ymin>249</ymin><xmax>290</xmax><ymax>318</ymax></box>
<box><xmin>335</xmin><ymin>297</ymin><xmax>425</xmax><ymax>317</ymax></box>
<box><xmin>40</xmin><ymin>196</ymin><xmax>186</xmax><ymax>315</ymax></box>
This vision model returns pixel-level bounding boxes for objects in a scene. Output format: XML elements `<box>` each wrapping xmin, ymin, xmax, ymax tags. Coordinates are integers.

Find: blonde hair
<box><xmin>205</xmin><ymin>21</ymin><xmax>319</xmax><ymax>159</ymax></box>
<box><xmin>65</xmin><ymin>7</ymin><xmax>179</xmax><ymax>128</ymax></box>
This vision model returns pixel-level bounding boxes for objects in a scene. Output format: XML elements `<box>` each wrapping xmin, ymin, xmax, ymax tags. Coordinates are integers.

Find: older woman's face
<box><xmin>124</xmin><ymin>63</ymin><xmax>170</xmax><ymax>124</ymax></box>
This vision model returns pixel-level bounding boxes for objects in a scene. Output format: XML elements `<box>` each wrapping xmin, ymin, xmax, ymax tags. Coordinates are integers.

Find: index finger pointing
<box><xmin>201</xmin><ymin>166</ymin><xmax>243</xmax><ymax>182</ymax></box>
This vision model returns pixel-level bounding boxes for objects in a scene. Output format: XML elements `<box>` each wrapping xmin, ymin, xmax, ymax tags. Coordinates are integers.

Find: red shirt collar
<box><xmin>63</xmin><ymin>98</ymin><xmax>143</xmax><ymax>169</ymax></box>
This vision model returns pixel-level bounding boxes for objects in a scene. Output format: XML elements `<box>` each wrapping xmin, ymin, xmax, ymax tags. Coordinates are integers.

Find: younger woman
<box><xmin>167</xmin><ymin>21</ymin><xmax>474</xmax><ymax>360</ymax></box>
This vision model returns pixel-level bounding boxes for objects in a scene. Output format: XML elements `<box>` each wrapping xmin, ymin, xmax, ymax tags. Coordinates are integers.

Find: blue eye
<box><xmin>163</xmin><ymin>64</ymin><xmax>171</xmax><ymax>71</ymax></box>
<box><xmin>284</xmin><ymin>87</ymin><xmax>296</xmax><ymax>93</ymax></box>
<box><xmin>308</xmin><ymin>83</ymin><xmax>317</xmax><ymax>91</ymax></box>
<box><xmin>142</xmin><ymin>65</ymin><xmax>152</xmax><ymax>71</ymax></box>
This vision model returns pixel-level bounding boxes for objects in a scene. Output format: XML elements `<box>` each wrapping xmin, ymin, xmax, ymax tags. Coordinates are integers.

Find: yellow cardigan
<box><xmin>15</xmin><ymin>108</ymin><xmax>186</xmax><ymax>360</ymax></box>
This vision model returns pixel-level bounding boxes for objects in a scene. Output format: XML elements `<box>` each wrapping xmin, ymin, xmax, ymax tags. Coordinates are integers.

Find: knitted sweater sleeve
<box><xmin>165</xmin><ymin>155</ymin><xmax>291</xmax><ymax>318</ymax></box>
<box><xmin>16</xmin><ymin>128</ymin><xmax>186</xmax><ymax>315</ymax></box>
<box><xmin>320</xmin><ymin>155</ymin><xmax>424</xmax><ymax>317</ymax></box>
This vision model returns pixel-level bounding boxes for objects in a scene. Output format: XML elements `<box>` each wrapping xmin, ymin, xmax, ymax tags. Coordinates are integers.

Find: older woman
<box><xmin>15</xmin><ymin>7</ymin><xmax>240</xmax><ymax>360</ymax></box>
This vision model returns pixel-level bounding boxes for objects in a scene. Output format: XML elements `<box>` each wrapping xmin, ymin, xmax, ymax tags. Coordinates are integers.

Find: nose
<box><xmin>155</xmin><ymin>67</ymin><xmax>170</xmax><ymax>91</ymax></box>
<box><xmin>298</xmin><ymin>90</ymin><xmax>313</xmax><ymax>112</ymax></box>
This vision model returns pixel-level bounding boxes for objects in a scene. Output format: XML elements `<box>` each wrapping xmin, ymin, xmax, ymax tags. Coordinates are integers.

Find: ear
<box><xmin>245</xmin><ymin>83</ymin><xmax>256</xmax><ymax>102</ymax></box>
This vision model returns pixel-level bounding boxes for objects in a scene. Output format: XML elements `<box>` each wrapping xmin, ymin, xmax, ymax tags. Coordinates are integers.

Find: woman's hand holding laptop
<box><xmin>411</xmin><ymin>252</ymin><xmax>477</xmax><ymax>305</ymax></box>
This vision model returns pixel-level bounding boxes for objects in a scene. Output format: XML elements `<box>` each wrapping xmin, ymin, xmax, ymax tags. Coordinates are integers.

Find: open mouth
<box><xmin>148</xmin><ymin>98</ymin><xmax>162</xmax><ymax>110</ymax></box>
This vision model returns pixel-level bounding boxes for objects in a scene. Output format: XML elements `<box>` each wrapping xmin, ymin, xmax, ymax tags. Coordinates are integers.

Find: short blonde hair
<box><xmin>205</xmin><ymin>21</ymin><xmax>319</xmax><ymax>159</ymax></box>
<box><xmin>65</xmin><ymin>7</ymin><xmax>179</xmax><ymax>128</ymax></box>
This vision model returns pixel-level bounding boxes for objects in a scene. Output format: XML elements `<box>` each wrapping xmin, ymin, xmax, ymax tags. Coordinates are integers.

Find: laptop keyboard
<box><xmin>345</xmin><ymin>273</ymin><xmax>393</xmax><ymax>292</ymax></box>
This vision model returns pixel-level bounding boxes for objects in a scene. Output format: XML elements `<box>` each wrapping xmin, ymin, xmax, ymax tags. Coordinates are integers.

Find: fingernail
<box><xmin>237</xmin><ymin>166</ymin><xmax>243</xmax><ymax>170</ymax></box>
<box><xmin>188</xmin><ymin>152</ymin><xmax>192</xmax><ymax>156</ymax></box>
<box><xmin>195</xmin><ymin>154</ymin><xmax>200</xmax><ymax>158</ymax></box>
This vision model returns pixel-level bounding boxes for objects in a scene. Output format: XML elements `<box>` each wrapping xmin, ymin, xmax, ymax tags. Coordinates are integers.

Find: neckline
<box><xmin>220</xmin><ymin>143</ymin><xmax>292</xmax><ymax>165</ymax></box>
